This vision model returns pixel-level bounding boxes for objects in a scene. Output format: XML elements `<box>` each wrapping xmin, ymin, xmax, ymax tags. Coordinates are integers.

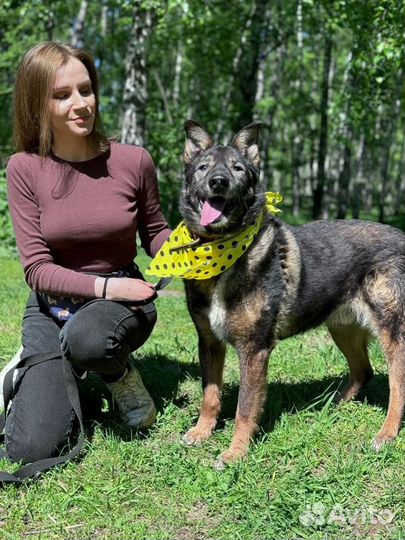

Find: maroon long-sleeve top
<box><xmin>6</xmin><ymin>142</ymin><xmax>171</xmax><ymax>298</ymax></box>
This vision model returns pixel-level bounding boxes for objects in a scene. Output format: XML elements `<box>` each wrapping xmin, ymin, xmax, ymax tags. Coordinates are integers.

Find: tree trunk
<box><xmin>379</xmin><ymin>120</ymin><xmax>394</xmax><ymax>223</ymax></box>
<box><xmin>292</xmin><ymin>167</ymin><xmax>301</xmax><ymax>216</ymax></box>
<box><xmin>172</xmin><ymin>46</ymin><xmax>183</xmax><ymax>107</ymax></box>
<box><xmin>352</xmin><ymin>132</ymin><xmax>366</xmax><ymax>219</ymax></box>
<box><xmin>364</xmin><ymin>131</ymin><xmax>376</xmax><ymax>213</ymax></box>
<box><xmin>226</xmin><ymin>0</ymin><xmax>271</xmax><ymax>134</ymax></box>
<box><xmin>336</xmin><ymin>124</ymin><xmax>354</xmax><ymax>219</ymax></box>
<box><xmin>290</xmin><ymin>0</ymin><xmax>304</xmax><ymax>217</ymax></box>
<box><xmin>216</xmin><ymin>2</ymin><xmax>256</xmax><ymax>139</ymax></box>
<box><xmin>394</xmin><ymin>133</ymin><xmax>405</xmax><ymax>215</ymax></box>
<box><xmin>70</xmin><ymin>0</ymin><xmax>88</xmax><ymax>48</ymax></box>
<box><xmin>312</xmin><ymin>34</ymin><xmax>332</xmax><ymax>219</ymax></box>
<box><xmin>259</xmin><ymin>22</ymin><xmax>285</xmax><ymax>192</ymax></box>
<box><xmin>291</xmin><ymin>129</ymin><xmax>303</xmax><ymax>216</ymax></box>
<box><xmin>153</xmin><ymin>70</ymin><xmax>173</xmax><ymax>125</ymax></box>
<box><xmin>45</xmin><ymin>7</ymin><xmax>55</xmax><ymax>41</ymax></box>
<box><xmin>120</xmin><ymin>1</ymin><xmax>154</xmax><ymax>146</ymax></box>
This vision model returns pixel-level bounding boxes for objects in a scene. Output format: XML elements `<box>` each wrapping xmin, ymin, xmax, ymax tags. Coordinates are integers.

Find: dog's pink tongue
<box><xmin>200</xmin><ymin>199</ymin><xmax>226</xmax><ymax>226</ymax></box>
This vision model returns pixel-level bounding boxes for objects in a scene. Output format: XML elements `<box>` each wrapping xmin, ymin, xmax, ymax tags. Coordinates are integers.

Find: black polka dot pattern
<box><xmin>145</xmin><ymin>207</ymin><xmax>269</xmax><ymax>280</ymax></box>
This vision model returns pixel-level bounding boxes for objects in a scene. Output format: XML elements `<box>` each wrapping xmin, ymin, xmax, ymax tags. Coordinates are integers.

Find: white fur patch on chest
<box><xmin>207</xmin><ymin>278</ymin><xmax>228</xmax><ymax>341</ymax></box>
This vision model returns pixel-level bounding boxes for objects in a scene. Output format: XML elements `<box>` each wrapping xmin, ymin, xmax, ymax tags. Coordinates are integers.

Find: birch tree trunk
<box><xmin>120</xmin><ymin>1</ymin><xmax>154</xmax><ymax>146</ymax></box>
<box><xmin>291</xmin><ymin>134</ymin><xmax>302</xmax><ymax>217</ymax></box>
<box><xmin>335</xmin><ymin>65</ymin><xmax>357</xmax><ymax>219</ymax></box>
<box><xmin>70</xmin><ymin>0</ymin><xmax>88</xmax><ymax>48</ymax></box>
<box><xmin>379</xmin><ymin>112</ymin><xmax>397</xmax><ymax>223</ymax></box>
<box><xmin>46</xmin><ymin>9</ymin><xmax>55</xmax><ymax>41</ymax></box>
<box><xmin>352</xmin><ymin>132</ymin><xmax>366</xmax><ymax>219</ymax></box>
<box><xmin>172</xmin><ymin>46</ymin><xmax>183</xmax><ymax>107</ymax></box>
<box><xmin>291</xmin><ymin>0</ymin><xmax>304</xmax><ymax>216</ymax></box>
<box><xmin>394</xmin><ymin>133</ymin><xmax>405</xmax><ymax>215</ymax></box>
<box><xmin>312</xmin><ymin>33</ymin><xmax>332</xmax><ymax>219</ymax></box>
<box><xmin>379</xmin><ymin>121</ymin><xmax>392</xmax><ymax>223</ymax></box>
<box><xmin>260</xmin><ymin>38</ymin><xmax>284</xmax><ymax>191</ymax></box>
<box><xmin>217</xmin><ymin>0</ymin><xmax>270</xmax><ymax>137</ymax></box>
<box><xmin>216</xmin><ymin>2</ymin><xmax>256</xmax><ymax>140</ymax></box>
<box><xmin>364</xmin><ymin>124</ymin><xmax>376</xmax><ymax>213</ymax></box>
<box><xmin>336</xmin><ymin>124</ymin><xmax>354</xmax><ymax>219</ymax></box>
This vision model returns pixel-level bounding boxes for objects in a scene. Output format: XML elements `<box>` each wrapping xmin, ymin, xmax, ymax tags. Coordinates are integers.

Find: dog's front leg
<box><xmin>183</xmin><ymin>327</ymin><xmax>226</xmax><ymax>446</ymax></box>
<box><xmin>217</xmin><ymin>345</ymin><xmax>271</xmax><ymax>467</ymax></box>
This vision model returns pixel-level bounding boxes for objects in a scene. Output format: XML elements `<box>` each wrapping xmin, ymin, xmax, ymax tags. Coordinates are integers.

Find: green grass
<box><xmin>0</xmin><ymin>256</ymin><xmax>404</xmax><ymax>539</ymax></box>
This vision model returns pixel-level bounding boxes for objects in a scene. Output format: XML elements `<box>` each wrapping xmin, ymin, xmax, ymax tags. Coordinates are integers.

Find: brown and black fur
<box><xmin>180</xmin><ymin>119</ymin><xmax>405</xmax><ymax>467</ymax></box>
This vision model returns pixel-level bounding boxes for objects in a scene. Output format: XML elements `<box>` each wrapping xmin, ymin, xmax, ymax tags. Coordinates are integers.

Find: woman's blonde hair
<box><xmin>13</xmin><ymin>41</ymin><xmax>108</xmax><ymax>156</ymax></box>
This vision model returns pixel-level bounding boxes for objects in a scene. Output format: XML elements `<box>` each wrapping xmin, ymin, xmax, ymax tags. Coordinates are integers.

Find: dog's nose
<box><xmin>209</xmin><ymin>175</ymin><xmax>229</xmax><ymax>191</ymax></box>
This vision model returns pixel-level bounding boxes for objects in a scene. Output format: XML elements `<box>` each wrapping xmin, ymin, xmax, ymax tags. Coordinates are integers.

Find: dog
<box><xmin>178</xmin><ymin>119</ymin><xmax>405</xmax><ymax>467</ymax></box>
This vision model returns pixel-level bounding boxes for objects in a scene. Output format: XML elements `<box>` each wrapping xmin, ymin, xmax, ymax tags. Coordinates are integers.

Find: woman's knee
<box><xmin>5</xmin><ymin>396</ymin><xmax>76</xmax><ymax>464</ymax></box>
<box><xmin>4</xmin><ymin>359</ymin><xmax>76</xmax><ymax>464</ymax></box>
<box><xmin>60</xmin><ymin>312</ymin><xmax>110</xmax><ymax>369</ymax></box>
<box><xmin>124</xmin><ymin>304</ymin><xmax>157</xmax><ymax>352</ymax></box>
<box><xmin>60</xmin><ymin>300</ymin><xmax>157</xmax><ymax>373</ymax></box>
<box><xmin>6</xmin><ymin>437</ymin><xmax>44</xmax><ymax>464</ymax></box>
<box><xmin>5</xmin><ymin>429</ymin><xmax>72</xmax><ymax>464</ymax></box>
<box><xmin>60</xmin><ymin>318</ymin><xmax>129</xmax><ymax>374</ymax></box>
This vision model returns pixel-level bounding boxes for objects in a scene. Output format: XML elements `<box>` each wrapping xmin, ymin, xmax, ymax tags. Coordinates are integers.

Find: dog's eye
<box><xmin>233</xmin><ymin>163</ymin><xmax>244</xmax><ymax>171</ymax></box>
<box><xmin>197</xmin><ymin>163</ymin><xmax>208</xmax><ymax>171</ymax></box>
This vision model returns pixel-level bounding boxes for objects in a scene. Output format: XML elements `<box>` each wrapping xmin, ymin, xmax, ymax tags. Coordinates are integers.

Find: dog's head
<box><xmin>179</xmin><ymin>120</ymin><xmax>266</xmax><ymax>237</ymax></box>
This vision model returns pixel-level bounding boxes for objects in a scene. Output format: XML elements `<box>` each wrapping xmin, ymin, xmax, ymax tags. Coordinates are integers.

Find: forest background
<box><xmin>0</xmin><ymin>0</ymin><xmax>404</xmax><ymax>256</ymax></box>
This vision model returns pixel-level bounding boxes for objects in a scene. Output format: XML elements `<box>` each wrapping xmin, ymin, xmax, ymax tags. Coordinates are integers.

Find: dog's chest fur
<box><xmin>207</xmin><ymin>277</ymin><xmax>228</xmax><ymax>340</ymax></box>
<box><xmin>185</xmin><ymin>221</ymin><xmax>302</xmax><ymax>345</ymax></box>
<box><xmin>185</xmin><ymin>270</ymin><xmax>235</xmax><ymax>343</ymax></box>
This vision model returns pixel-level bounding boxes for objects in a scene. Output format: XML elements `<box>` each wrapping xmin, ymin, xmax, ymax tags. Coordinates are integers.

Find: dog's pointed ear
<box><xmin>231</xmin><ymin>121</ymin><xmax>262</xmax><ymax>168</ymax></box>
<box><xmin>184</xmin><ymin>120</ymin><xmax>213</xmax><ymax>165</ymax></box>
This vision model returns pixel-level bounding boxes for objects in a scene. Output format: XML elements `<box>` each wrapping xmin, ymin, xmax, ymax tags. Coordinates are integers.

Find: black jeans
<box><xmin>5</xmin><ymin>292</ymin><xmax>157</xmax><ymax>464</ymax></box>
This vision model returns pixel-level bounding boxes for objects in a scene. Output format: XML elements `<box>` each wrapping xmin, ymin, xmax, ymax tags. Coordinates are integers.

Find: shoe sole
<box><xmin>127</xmin><ymin>405</ymin><xmax>157</xmax><ymax>429</ymax></box>
<box><xmin>0</xmin><ymin>346</ymin><xmax>23</xmax><ymax>409</ymax></box>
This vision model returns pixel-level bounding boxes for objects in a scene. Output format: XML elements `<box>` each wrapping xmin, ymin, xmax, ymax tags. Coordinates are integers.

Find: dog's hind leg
<box><xmin>372</xmin><ymin>330</ymin><xmax>405</xmax><ymax>451</ymax></box>
<box><xmin>327</xmin><ymin>323</ymin><xmax>373</xmax><ymax>403</ymax></box>
<box><xmin>216</xmin><ymin>345</ymin><xmax>271</xmax><ymax>467</ymax></box>
<box><xmin>364</xmin><ymin>269</ymin><xmax>405</xmax><ymax>450</ymax></box>
<box><xmin>183</xmin><ymin>326</ymin><xmax>226</xmax><ymax>446</ymax></box>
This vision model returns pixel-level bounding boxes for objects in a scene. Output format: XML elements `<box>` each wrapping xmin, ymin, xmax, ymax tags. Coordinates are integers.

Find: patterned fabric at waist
<box><xmin>39</xmin><ymin>261</ymin><xmax>143</xmax><ymax>322</ymax></box>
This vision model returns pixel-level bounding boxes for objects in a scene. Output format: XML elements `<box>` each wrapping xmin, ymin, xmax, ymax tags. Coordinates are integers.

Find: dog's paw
<box><xmin>371</xmin><ymin>432</ymin><xmax>397</xmax><ymax>452</ymax></box>
<box><xmin>214</xmin><ymin>446</ymin><xmax>247</xmax><ymax>468</ymax></box>
<box><xmin>333</xmin><ymin>385</ymin><xmax>360</xmax><ymax>404</ymax></box>
<box><xmin>332</xmin><ymin>389</ymin><xmax>347</xmax><ymax>404</ymax></box>
<box><xmin>213</xmin><ymin>450</ymin><xmax>240</xmax><ymax>470</ymax></box>
<box><xmin>213</xmin><ymin>457</ymin><xmax>226</xmax><ymax>471</ymax></box>
<box><xmin>182</xmin><ymin>427</ymin><xmax>212</xmax><ymax>446</ymax></box>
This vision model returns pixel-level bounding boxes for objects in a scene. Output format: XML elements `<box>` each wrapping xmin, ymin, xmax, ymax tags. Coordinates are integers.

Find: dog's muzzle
<box><xmin>208</xmin><ymin>175</ymin><xmax>229</xmax><ymax>194</ymax></box>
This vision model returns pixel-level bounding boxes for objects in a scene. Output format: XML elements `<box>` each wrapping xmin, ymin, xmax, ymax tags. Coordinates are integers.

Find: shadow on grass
<box><xmin>77</xmin><ymin>353</ymin><xmax>201</xmax><ymax>442</ymax></box>
<box><xmin>77</xmin><ymin>353</ymin><xmax>390</xmax><ymax>443</ymax></box>
<box><xmin>260</xmin><ymin>373</ymin><xmax>388</xmax><ymax>433</ymax></box>
<box><xmin>220</xmin><ymin>373</ymin><xmax>389</xmax><ymax>433</ymax></box>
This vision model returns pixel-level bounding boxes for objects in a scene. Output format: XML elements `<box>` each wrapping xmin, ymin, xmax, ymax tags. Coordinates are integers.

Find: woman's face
<box><xmin>50</xmin><ymin>57</ymin><xmax>96</xmax><ymax>144</ymax></box>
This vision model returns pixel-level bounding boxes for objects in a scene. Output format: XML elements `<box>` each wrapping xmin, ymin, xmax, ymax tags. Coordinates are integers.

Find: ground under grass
<box><xmin>0</xmin><ymin>257</ymin><xmax>404</xmax><ymax>539</ymax></box>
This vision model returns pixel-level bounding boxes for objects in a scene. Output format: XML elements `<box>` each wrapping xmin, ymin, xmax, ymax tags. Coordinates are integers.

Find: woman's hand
<box><xmin>94</xmin><ymin>277</ymin><xmax>157</xmax><ymax>303</ymax></box>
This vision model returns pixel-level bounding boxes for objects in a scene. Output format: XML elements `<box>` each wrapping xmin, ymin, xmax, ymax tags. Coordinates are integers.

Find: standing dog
<box><xmin>178</xmin><ymin>119</ymin><xmax>405</xmax><ymax>466</ymax></box>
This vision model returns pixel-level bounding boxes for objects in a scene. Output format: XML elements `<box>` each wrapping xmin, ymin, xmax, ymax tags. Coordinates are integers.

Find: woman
<box><xmin>4</xmin><ymin>41</ymin><xmax>171</xmax><ymax>466</ymax></box>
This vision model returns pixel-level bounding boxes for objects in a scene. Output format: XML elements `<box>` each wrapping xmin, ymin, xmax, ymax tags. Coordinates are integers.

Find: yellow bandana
<box><xmin>146</xmin><ymin>192</ymin><xmax>282</xmax><ymax>280</ymax></box>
